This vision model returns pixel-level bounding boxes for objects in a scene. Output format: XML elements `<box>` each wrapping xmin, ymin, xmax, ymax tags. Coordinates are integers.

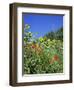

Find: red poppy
<box><xmin>50</xmin><ymin>55</ymin><xmax>61</xmax><ymax>64</ymax></box>
<box><xmin>53</xmin><ymin>55</ymin><xmax>59</xmax><ymax>61</ymax></box>
<box><xmin>31</xmin><ymin>44</ymin><xmax>36</xmax><ymax>49</ymax></box>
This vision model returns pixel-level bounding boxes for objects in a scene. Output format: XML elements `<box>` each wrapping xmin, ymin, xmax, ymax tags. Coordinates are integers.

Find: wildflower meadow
<box><xmin>23</xmin><ymin>24</ymin><xmax>63</xmax><ymax>74</ymax></box>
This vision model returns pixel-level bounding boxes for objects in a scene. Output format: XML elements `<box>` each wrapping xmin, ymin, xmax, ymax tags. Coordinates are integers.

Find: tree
<box><xmin>44</xmin><ymin>27</ymin><xmax>63</xmax><ymax>41</ymax></box>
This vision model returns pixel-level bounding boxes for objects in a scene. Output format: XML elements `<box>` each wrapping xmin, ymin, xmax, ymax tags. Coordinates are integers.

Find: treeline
<box><xmin>44</xmin><ymin>27</ymin><xmax>63</xmax><ymax>41</ymax></box>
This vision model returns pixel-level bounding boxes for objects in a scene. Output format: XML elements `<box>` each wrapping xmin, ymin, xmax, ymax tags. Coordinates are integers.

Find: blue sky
<box><xmin>23</xmin><ymin>13</ymin><xmax>63</xmax><ymax>38</ymax></box>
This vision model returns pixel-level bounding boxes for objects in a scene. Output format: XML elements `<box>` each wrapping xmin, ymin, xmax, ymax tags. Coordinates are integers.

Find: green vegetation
<box><xmin>24</xmin><ymin>24</ymin><xmax>63</xmax><ymax>74</ymax></box>
<box><xmin>45</xmin><ymin>27</ymin><xmax>63</xmax><ymax>41</ymax></box>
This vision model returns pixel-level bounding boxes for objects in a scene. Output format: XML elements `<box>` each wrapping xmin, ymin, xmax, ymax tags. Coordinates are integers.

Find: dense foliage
<box><xmin>24</xmin><ymin>24</ymin><xmax>63</xmax><ymax>74</ymax></box>
<box><xmin>45</xmin><ymin>28</ymin><xmax>63</xmax><ymax>41</ymax></box>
